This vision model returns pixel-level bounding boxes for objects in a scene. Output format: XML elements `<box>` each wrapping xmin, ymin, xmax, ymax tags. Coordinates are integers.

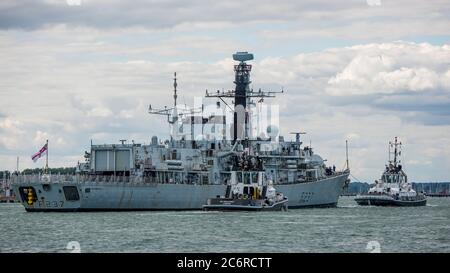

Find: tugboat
<box><xmin>355</xmin><ymin>137</ymin><xmax>427</xmax><ymax>207</ymax></box>
<box><xmin>203</xmin><ymin>152</ymin><xmax>288</xmax><ymax>211</ymax></box>
<box><xmin>203</xmin><ymin>173</ymin><xmax>288</xmax><ymax>212</ymax></box>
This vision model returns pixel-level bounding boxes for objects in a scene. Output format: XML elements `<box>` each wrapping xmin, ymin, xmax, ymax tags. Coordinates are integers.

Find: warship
<box><xmin>355</xmin><ymin>137</ymin><xmax>427</xmax><ymax>206</ymax></box>
<box><xmin>12</xmin><ymin>51</ymin><xmax>350</xmax><ymax>212</ymax></box>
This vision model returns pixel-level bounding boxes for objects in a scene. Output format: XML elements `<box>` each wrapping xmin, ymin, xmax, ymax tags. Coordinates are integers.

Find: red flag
<box><xmin>31</xmin><ymin>143</ymin><xmax>48</xmax><ymax>162</ymax></box>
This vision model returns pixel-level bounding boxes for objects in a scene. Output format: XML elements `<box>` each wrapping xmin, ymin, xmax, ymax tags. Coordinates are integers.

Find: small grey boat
<box><xmin>203</xmin><ymin>170</ymin><xmax>288</xmax><ymax>212</ymax></box>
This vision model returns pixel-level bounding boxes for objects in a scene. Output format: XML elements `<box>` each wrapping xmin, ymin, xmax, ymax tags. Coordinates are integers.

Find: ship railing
<box><xmin>8</xmin><ymin>172</ymin><xmax>352</xmax><ymax>185</ymax></box>
<box><xmin>10</xmin><ymin>174</ymin><xmax>150</xmax><ymax>184</ymax></box>
<box><xmin>10</xmin><ymin>174</ymin><xmax>221</xmax><ymax>185</ymax></box>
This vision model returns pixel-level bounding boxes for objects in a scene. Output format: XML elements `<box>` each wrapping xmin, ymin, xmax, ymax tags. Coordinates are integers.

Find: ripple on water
<box><xmin>1</xmin><ymin>198</ymin><xmax>449</xmax><ymax>252</ymax></box>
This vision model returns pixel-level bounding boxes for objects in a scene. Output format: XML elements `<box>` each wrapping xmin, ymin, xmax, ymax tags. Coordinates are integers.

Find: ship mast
<box><xmin>389</xmin><ymin>137</ymin><xmax>402</xmax><ymax>168</ymax></box>
<box><xmin>149</xmin><ymin>72</ymin><xmax>203</xmax><ymax>143</ymax></box>
<box><xmin>149</xmin><ymin>72</ymin><xmax>179</xmax><ymax>124</ymax></box>
<box><xmin>150</xmin><ymin>53</ymin><xmax>283</xmax><ymax>144</ymax></box>
<box><xmin>173</xmin><ymin>72</ymin><xmax>178</xmax><ymax>107</ymax></box>
<box><xmin>206</xmin><ymin>51</ymin><xmax>283</xmax><ymax>146</ymax></box>
<box><xmin>346</xmin><ymin>139</ymin><xmax>349</xmax><ymax>171</ymax></box>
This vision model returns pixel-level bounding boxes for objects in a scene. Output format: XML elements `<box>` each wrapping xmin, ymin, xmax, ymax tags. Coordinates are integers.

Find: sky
<box><xmin>0</xmin><ymin>0</ymin><xmax>449</xmax><ymax>182</ymax></box>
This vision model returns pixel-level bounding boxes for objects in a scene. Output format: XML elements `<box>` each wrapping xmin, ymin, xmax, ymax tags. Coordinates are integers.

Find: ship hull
<box><xmin>12</xmin><ymin>173</ymin><xmax>348</xmax><ymax>212</ymax></box>
<box><xmin>202</xmin><ymin>199</ymin><xmax>288</xmax><ymax>212</ymax></box>
<box><xmin>355</xmin><ymin>195</ymin><xmax>427</xmax><ymax>207</ymax></box>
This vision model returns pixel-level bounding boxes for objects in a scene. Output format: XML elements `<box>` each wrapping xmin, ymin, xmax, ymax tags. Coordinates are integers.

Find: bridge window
<box><xmin>252</xmin><ymin>173</ymin><xmax>258</xmax><ymax>184</ymax></box>
<box><xmin>237</xmin><ymin>172</ymin><xmax>243</xmax><ymax>183</ymax></box>
<box><xmin>244</xmin><ymin>172</ymin><xmax>251</xmax><ymax>184</ymax></box>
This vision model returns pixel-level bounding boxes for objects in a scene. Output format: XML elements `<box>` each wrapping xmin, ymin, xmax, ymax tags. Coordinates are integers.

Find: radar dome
<box><xmin>258</xmin><ymin>132</ymin><xmax>268</xmax><ymax>139</ymax></box>
<box><xmin>310</xmin><ymin>154</ymin><xmax>324</xmax><ymax>165</ymax></box>
<box><xmin>266</xmin><ymin>125</ymin><xmax>279</xmax><ymax>138</ymax></box>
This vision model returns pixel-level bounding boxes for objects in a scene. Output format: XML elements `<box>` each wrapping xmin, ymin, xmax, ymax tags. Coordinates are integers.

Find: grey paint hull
<box><xmin>202</xmin><ymin>199</ymin><xmax>288</xmax><ymax>211</ymax></box>
<box><xmin>355</xmin><ymin>195</ymin><xmax>427</xmax><ymax>207</ymax></box>
<box><xmin>12</xmin><ymin>173</ymin><xmax>348</xmax><ymax>211</ymax></box>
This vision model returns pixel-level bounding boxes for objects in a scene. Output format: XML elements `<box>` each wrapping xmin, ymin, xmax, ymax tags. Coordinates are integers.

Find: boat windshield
<box><xmin>244</xmin><ymin>172</ymin><xmax>251</xmax><ymax>184</ymax></box>
<box><xmin>383</xmin><ymin>174</ymin><xmax>403</xmax><ymax>184</ymax></box>
<box><xmin>236</xmin><ymin>172</ymin><xmax>257</xmax><ymax>184</ymax></box>
<box><xmin>252</xmin><ymin>173</ymin><xmax>258</xmax><ymax>184</ymax></box>
<box><xmin>237</xmin><ymin>172</ymin><xmax>243</xmax><ymax>183</ymax></box>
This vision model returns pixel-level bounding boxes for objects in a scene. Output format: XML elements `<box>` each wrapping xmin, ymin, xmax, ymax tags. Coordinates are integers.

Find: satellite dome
<box><xmin>266</xmin><ymin>125</ymin><xmax>279</xmax><ymax>138</ymax></box>
<box><xmin>258</xmin><ymin>131</ymin><xmax>268</xmax><ymax>139</ymax></box>
<box><xmin>310</xmin><ymin>154</ymin><xmax>324</xmax><ymax>165</ymax></box>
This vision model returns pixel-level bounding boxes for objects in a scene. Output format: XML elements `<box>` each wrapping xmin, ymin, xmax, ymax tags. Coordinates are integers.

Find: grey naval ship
<box><xmin>12</xmin><ymin>51</ymin><xmax>350</xmax><ymax>212</ymax></box>
<box><xmin>355</xmin><ymin>137</ymin><xmax>426</xmax><ymax>207</ymax></box>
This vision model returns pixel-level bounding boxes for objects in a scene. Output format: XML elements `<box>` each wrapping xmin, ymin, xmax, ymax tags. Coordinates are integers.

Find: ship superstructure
<box><xmin>12</xmin><ymin>52</ymin><xmax>350</xmax><ymax>211</ymax></box>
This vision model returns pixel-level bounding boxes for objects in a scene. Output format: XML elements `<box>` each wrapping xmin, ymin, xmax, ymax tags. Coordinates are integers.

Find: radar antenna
<box><xmin>290</xmin><ymin>132</ymin><xmax>306</xmax><ymax>144</ymax></box>
<box><xmin>205</xmin><ymin>52</ymin><xmax>284</xmax><ymax>144</ymax></box>
<box><xmin>149</xmin><ymin>72</ymin><xmax>201</xmax><ymax>123</ymax></box>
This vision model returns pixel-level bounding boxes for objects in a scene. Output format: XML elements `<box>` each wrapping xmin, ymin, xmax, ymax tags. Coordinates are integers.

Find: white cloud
<box><xmin>346</xmin><ymin>133</ymin><xmax>360</xmax><ymax>141</ymax></box>
<box><xmin>326</xmin><ymin>42</ymin><xmax>450</xmax><ymax>96</ymax></box>
<box><xmin>0</xmin><ymin>118</ymin><xmax>25</xmax><ymax>149</ymax></box>
<box><xmin>0</xmin><ymin>2</ymin><xmax>449</xmax><ymax>182</ymax></box>
<box><xmin>0</xmin><ymin>117</ymin><xmax>23</xmax><ymax>132</ymax></box>
<box><xmin>377</xmin><ymin>67</ymin><xmax>439</xmax><ymax>91</ymax></box>
<box><xmin>86</xmin><ymin>106</ymin><xmax>113</xmax><ymax>118</ymax></box>
<box><xmin>33</xmin><ymin>130</ymin><xmax>49</xmax><ymax>146</ymax></box>
<box><xmin>366</xmin><ymin>0</ymin><xmax>381</xmax><ymax>7</ymax></box>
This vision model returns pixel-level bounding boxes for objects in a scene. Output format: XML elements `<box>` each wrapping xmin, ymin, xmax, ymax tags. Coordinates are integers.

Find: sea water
<box><xmin>1</xmin><ymin>197</ymin><xmax>449</xmax><ymax>253</ymax></box>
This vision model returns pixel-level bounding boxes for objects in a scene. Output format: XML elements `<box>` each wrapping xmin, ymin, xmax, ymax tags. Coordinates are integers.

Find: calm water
<box><xmin>1</xmin><ymin>197</ymin><xmax>449</xmax><ymax>253</ymax></box>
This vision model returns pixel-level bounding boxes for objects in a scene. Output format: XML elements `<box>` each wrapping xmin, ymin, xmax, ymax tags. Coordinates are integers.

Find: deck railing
<box><xmin>11</xmin><ymin>171</ymin><xmax>349</xmax><ymax>186</ymax></box>
<box><xmin>11</xmin><ymin>174</ymin><xmax>149</xmax><ymax>184</ymax></box>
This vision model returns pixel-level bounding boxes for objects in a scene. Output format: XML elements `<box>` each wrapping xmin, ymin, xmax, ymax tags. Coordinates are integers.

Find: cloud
<box><xmin>33</xmin><ymin>130</ymin><xmax>49</xmax><ymax>145</ymax></box>
<box><xmin>0</xmin><ymin>117</ymin><xmax>25</xmax><ymax>150</ymax></box>
<box><xmin>86</xmin><ymin>107</ymin><xmax>113</xmax><ymax>117</ymax></box>
<box><xmin>259</xmin><ymin>19</ymin><xmax>450</xmax><ymax>42</ymax></box>
<box><xmin>251</xmin><ymin>42</ymin><xmax>450</xmax><ymax>127</ymax></box>
<box><xmin>0</xmin><ymin>1</ymin><xmax>360</xmax><ymax>30</ymax></box>
<box><xmin>0</xmin><ymin>2</ymin><xmax>449</xmax><ymax>181</ymax></box>
<box><xmin>0</xmin><ymin>1</ymin><xmax>448</xmax><ymax>45</ymax></box>
<box><xmin>326</xmin><ymin>43</ymin><xmax>450</xmax><ymax>96</ymax></box>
